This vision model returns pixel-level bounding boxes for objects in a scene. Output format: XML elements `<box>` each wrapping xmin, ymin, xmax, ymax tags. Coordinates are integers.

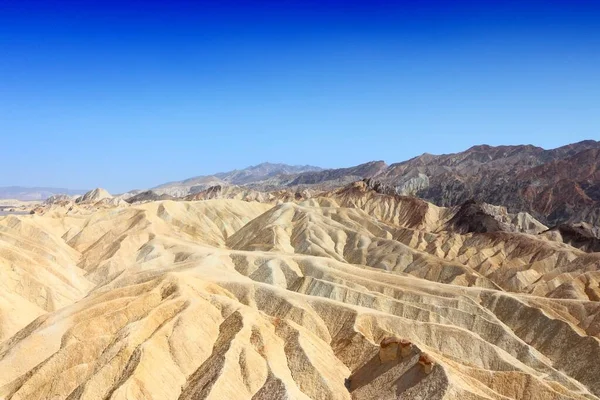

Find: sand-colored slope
<box><xmin>0</xmin><ymin>215</ymin><xmax>92</xmax><ymax>341</ymax></box>
<box><xmin>227</xmin><ymin>202</ymin><xmax>495</xmax><ymax>289</ymax></box>
<box><xmin>0</xmin><ymin>197</ymin><xmax>599</xmax><ymax>399</ymax></box>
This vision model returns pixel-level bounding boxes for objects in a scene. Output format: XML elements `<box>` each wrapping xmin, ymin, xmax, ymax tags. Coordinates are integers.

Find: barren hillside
<box><xmin>1</xmin><ymin>184</ymin><xmax>599</xmax><ymax>399</ymax></box>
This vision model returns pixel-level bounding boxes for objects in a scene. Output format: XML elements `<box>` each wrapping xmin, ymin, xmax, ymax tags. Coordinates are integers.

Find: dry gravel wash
<box><xmin>0</xmin><ymin>195</ymin><xmax>599</xmax><ymax>400</ymax></box>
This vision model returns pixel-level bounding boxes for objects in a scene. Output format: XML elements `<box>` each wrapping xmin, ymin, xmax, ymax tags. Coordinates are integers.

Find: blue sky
<box><xmin>1</xmin><ymin>0</ymin><xmax>599</xmax><ymax>192</ymax></box>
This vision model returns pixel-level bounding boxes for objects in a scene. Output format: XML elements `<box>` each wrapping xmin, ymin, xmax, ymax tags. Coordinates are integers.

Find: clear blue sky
<box><xmin>1</xmin><ymin>0</ymin><xmax>598</xmax><ymax>193</ymax></box>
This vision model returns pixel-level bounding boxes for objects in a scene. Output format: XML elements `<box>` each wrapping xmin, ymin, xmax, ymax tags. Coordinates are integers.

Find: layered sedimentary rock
<box><xmin>0</xmin><ymin>186</ymin><xmax>599</xmax><ymax>399</ymax></box>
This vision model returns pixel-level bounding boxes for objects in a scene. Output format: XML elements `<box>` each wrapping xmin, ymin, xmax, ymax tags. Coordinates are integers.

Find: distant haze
<box><xmin>0</xmin><ymin>187</ymin><xmax>86</xmax><ymax>201</ymax></box>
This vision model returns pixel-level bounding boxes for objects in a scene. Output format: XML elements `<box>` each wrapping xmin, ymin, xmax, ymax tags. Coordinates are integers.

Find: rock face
<box><xmin>184</xmin><ymin>185</ymin><xmax>316</xmax><ymax>204</ymax></box>
<box><xmin>43</xmin><ymin>194</ymin><xmax>73</xmax><ymax>205</ymax></box>
<box><xmin>444</xmin><ymin>199</ymin><xmax>547</xmax><ymax>235</ymax></box>
<box><xmin>285</xmin><ymin>161</ymin><xmax>387</xmax><ymax>187</ymax></box>
<box><xmin>125</xmin><ymin>190</ymin><xmax>176</xmax><ymax>204</ymax></box>
<box><xmin>378</xmin><ymin>337</ymin><xmax>413</xmax><ymax>362</ymax></box>
<box><xmin>1</xmin><ymin>184</ymin><xmax>600</xmax><ymax>399</ymax></box>
<box><xmin>76</xmin><ymin>187</ymin><xmax>112</xmax><ymax>204</ymax></box>
<box><xmin>542</xmin><ymin>222</ymin><xmax>600</xmax><ymax>253</ymax></box>
<box><xmin>185</xmin><ymin>185</ymin><xmax>268</xmax><ymax>202</ymax></box>
<box><xmin>446</xmin><ymin>200</ymin><xmax>509</xmax><ymax>233</ymax></box>
<box><xmin>418</xmin><ymin>353</ymin><xmax>435</xmax><ymax>374</ymax></box>
<box><xmin>379</xmin><ymin>140</ymin><xmax>600</xmax><ymax>226</ymax></box>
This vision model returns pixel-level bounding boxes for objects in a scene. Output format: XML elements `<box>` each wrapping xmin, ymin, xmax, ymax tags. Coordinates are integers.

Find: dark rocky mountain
<box><xmin>542</xmin><ymin>222</ymin><xmax>600</xmax><ymax>253</ymax></box>
<box><xmin>125</xmin><ymin>190</ymin><xmax>176</xmax><ymax>204</ymax></box>
<box><xmin>286</xmin><ymin>161</ymin><xmax>387</xmax><ymax>186</ymax></box>
<box><xmin>399</xmin><ymin>141</ymin><xmax>600</xmax><ymax>226</ymax></box>
<box><xmin>446</xmin><ymin>200</ymin><xmax>509</xmax><ymax>234</ymax></box>
<box><xmin>234</xmin><ymin>161</ymin><xmax>386</xmax><ymax>192</ymax></box>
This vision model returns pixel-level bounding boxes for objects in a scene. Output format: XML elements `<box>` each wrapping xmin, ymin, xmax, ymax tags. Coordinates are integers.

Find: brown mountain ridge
<box><xmin>146</xmin><ymin>140</ymin><xmax>600</xmax><ymax>227</ymax></box>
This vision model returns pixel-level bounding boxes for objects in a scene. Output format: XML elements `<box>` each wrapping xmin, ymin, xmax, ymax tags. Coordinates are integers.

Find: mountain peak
<box><xmin>243</xmin><ymin>162</ymin><xmax>322</xmax><ymax>172</ymax></box>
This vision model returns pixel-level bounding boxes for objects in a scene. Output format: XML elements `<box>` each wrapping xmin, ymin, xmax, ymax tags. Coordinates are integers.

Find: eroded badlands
<box><xmin>1</xmin><ymin>182</ymin><xmax>600</xmax><ymax>399</ymax></box>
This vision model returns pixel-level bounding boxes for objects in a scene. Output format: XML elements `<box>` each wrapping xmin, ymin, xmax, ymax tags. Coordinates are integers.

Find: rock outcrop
<box><xmin>542</xmin><ymin>222</ymin><xmax>600</xmax><ymax>252</ymax></box>
<box><xmin>125</xmin><ymin>190</ymin><xmax>176</xmax><ymax>204</ymax></box>
<box><xmin>76</xmin><ymin>187</ymin><xmax>112</xmax><ymax>204</ymax></box>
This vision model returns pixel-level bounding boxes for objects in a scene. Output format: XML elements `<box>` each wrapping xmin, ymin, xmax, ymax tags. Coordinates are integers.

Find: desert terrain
<box><xmin>1</xmin><ymin>175</ymin><xmax>599</xmax><ymax>400</ymax></box>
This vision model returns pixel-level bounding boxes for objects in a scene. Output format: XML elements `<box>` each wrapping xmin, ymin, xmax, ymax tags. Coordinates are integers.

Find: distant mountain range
<box><xmin>5</xmin><ymin>140</ymin><xmax>600</xmax><ymax>226</ymax></box>
<box><xmin>149</xmin><ymin>140</ymin><xmax>600</xmax><ymax>226</ymax></box>
<box><xmin>151</xmin><ymin>162</ymin><xmax>323</xmax><ymax>197</ymax></box>
<box><xmin>376</xmin><ymin>140</ymin><xmax>600</xmax><ymax>226</ymax></box>
<box><xmin>0</xmin><ymin>186</ymin><xmax>86</xmax><ymax>201</ymax></box>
